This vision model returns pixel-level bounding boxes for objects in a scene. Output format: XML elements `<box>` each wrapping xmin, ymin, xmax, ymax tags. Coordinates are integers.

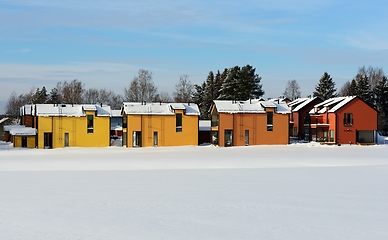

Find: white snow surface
<box><xmin>1</xmin><ymin>142</ymin><xmax>388</xmax><ymax>239</ymax></box>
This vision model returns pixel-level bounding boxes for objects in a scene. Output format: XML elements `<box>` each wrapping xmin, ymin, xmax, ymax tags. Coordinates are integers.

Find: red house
<box><xmin>307</xmin><ymin>96</ymin><xmax>378</xmax><ymax>144</ymax></box>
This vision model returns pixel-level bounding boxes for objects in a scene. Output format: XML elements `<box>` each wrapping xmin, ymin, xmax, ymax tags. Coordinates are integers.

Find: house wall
<box><xmin>217</xmin><ymin>109</ymin><xmax>289</xmax><ymax>146</ymax></box>
<box><xmin>13</xmin><ymin>135</ymin><xmax>35</xmax><ymax>148</ymax></box>
<box><xmin>125</xmin><ymin>110</ymin><xmax>198</xmax><ymax>147</ymax></box>
<box><xmin>335</xmin><ymin>99</ymin><xmax>377</xmax><ymax>144</ymax></box>
<box><xmin>36</xmin><ymin>112</ymin><xmax>110</xmax><ymax>148</ymax></box>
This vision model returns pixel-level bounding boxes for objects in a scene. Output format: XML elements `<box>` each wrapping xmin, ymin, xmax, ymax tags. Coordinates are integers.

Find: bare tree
<box><xmin>124</xmin><ymin>69</ymin><xmax>157</xmax><ymax>102</ymax></box>
<box><xmin>154</xmin><ymin>91</ymin><xmax>172</xmax><ymax>103</ymax></box>
<box><xmin>57</xmin><ymin>79</ymin><xmax>85</xmax><ymax>104</ymax></box>
<box><xmin>283</xmin><ymin>79</ymin><xmax>301</xmax><ymax>100</ymax></box>
<box><xmin>5</xmin><ymin>90</ymin><xmax>34</xmax><ymax>117</ymax></box>
<box><xmin>173</xmin><ymin>74</ymin><xmax>193</xmax><ymax>103</ymax></box>
<box><xmin>357</xmin><ymin>66</ymin><xmax>384</xmax><ymax>91</ymax></box>
<box><xmin>338</xmin><ymin>79</ymin><xmax>357</xmax><ymax>97</ymax></box>
<box><xmin>83</xmin><ymin>88</ymin><xmax>100</xmax><ymax>104</ymax></box>
<box><xmin>83</xmin><ymin>88</ymin><xmax>123</xmax><ymax>109</ymax></box>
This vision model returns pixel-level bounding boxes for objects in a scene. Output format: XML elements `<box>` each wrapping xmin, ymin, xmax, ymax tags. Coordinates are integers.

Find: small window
<box><xmin>347</xmin><ymin>113</ymin><xmax>353</xmax><ymax>125</ymax></box>
<box><xmin>176</xmin><ymin>113</ymin><xmax>182</xmax><ymax>132</ymax></box>
<box><xmin>87</xmin><ymin>115</ymin><xmax>94</xmax><ymax>134</ymax></box>
<box><xmin>267</xmin><ymin>112</ymin><xmax>273</xmax><ymax>131</ymax></box>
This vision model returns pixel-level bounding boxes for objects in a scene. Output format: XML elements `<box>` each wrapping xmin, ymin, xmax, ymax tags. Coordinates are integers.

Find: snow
<box><xmin>0</xmin><ymin>117</ymin><xmax>9</xmax><ymax>124</ymax></box>
<box><xmin>122</xmin><ymin>102</ymin><xmax>200</xmax><ymax>116</ymax></box>
<box><xmin>1</xmin><ymin>143</ymin><xmax>388</xmax><ymax>239</ymax></box>
<box><xmin>21</xmin><ymin>104</ymin><xmax>112</xmax><ymax>117</ymax></box>
<box><xmin>213</xmin><ymin>99</ymin><xmax>291</xmax><ymax>114</ymax></box>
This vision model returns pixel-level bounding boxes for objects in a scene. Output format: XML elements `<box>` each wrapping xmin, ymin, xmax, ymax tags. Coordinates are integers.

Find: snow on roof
<box><xmin>291</xmin><ymin>97</ymin><xmax>320</xmax><ymax>112</ymax></box>
<box><xmin>199</xmin><ymin>120</ymin><xmax>211</xmax><ymax>131</ymax></box>
<box><xmin>309</xmin><ymin>96</ymin><xmax>356</xmax><ymax>114</ymax></box>
<box><xmin>122</xmin><ymin>102</ymin><xmax>200</xmax><ymax>116</ymax></box>
<box><xmin>9</xmin><ymin>126</ymin><xmax>36</xmax><ymax>136</ymax></box>
<box><xmin>0</xmin><ymin>117</ymin><xmax>9</xmax><ymax>124</ymax></box>
<box><xmin>111</xmin><ymin>110</ymin><xmax>122</xmax><ymax>117</ymax></box>
<box><xmin>288</xmin><ymin>98</ymin><xmax>309</xmax><ymax>107</ymax></box>
<box><xmin>213</xmin><ymin>99</ymin><xmax>290</xmax><ymax>114</ymax></box>
<box><xmin>4</xmin><ymin>125</ymin><xmax>25</xmax><ymax>131</ymax></box>
<box><xmin>21</xmin><ymin>104</ymin><xmax>111</xmax><ymax>117</ymax></box>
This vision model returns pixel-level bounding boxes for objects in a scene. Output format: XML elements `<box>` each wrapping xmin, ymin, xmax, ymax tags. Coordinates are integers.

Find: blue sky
<box><xmin>1</xmin><ymin>0</ymin><xmax>388</xmax><ymax>113</ymax></box>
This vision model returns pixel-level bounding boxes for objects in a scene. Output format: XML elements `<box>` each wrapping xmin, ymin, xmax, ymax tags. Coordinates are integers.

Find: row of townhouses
<box><xmin>2</xmin><ymin>96</ymin><xmax>378</xmax><ymax>149</ymax></box>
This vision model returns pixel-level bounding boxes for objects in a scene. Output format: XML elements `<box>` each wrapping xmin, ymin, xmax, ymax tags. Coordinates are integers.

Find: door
<box><xmin>133</xmin><ymin>131</ymin><xmax>141</xmax><ymax>147</ymax></box>
<box><xmin>154</xmin><ymin>132</ymin><xmax>158</xmax><ymax>147</ymax></box>
<box><xmin>245</xmin><ymin>130</ymin><xmax>249</xmax><ymax>146</ymax></box>
<box><xmin>22</xmin><ymin>137</ymin><xmax>27</xmax><ymax>148</ymax></box>
<box><xmin>224</xmin><ymin>130</ymin><xmax>233</xmax><ymax>147</ymax></box>
<box><xmin>64</xmin><ymin>133</ymin><xmax>69</xmax><ymax>147</ymax></box>
<box><xmin>44</xmin><ymin>133</ymin><xmax>53</xmax><ymax>149</ymax></box>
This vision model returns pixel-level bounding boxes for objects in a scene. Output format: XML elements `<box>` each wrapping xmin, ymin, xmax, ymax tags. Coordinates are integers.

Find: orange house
<box><xmin>210</xmin><ymin>99</ymin><xmax>290</xmax><ymax>146</ymax></box>
<box><xmin>288</xmin><ymin>97</ymin><xmax>323</xmax><ymax>140</ymax></box>
<box><xmin>308</xmin><ymin>96</ymin><xmax>378</xmax><ymax>144</ymax></box>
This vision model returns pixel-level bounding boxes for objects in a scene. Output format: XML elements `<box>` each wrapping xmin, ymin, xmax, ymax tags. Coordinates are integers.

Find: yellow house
<box><xmin>20</xmin><ymin>104</ymin><xmax>111</xmax><ymax>149</ymax></box>
<box><xmin>122</xmin><ymin>102</ymin><xmax>200</xmax><ymax>147</ymax></box>
<box><xmin>4</xmin><ymin>125</ymin><xmax>36</xmax><ymax>148</ymax></box>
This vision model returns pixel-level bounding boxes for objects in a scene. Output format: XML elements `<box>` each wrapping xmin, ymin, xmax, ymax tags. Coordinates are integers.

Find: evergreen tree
<box><xmin>192</xmin><ymin>81</ymin><xmax>209</xmax><ymax>119</ymax></box>
<box><xmin>203</xmin><ymin>71</ymin><xmax>216</xmax><ymax>119</ymax></box>
<box><xmin>218</xmin><ymin>66</ymin><xmax>240</xmax><ymax>100</ymax></box>
<box><xmin>375</xmin><ymin>76</ymin><xmax>388</xmax><ymax>134</ymax></box>
<box><xmin>356</xmin><ymin>75</ymin><xmax>373</xmax><ymax>105</ymax></box>
<box><xmin>47</xmin><ymin>87</ymin><xmax>60</xmax><ymax>104</ymax></box>
<box><xmin>313</xmin><ymin>72</ymin><xmax>337</xmax><ymax>100</ymax></box>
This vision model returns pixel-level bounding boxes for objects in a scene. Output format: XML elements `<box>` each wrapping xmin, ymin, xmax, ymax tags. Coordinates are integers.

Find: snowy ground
<box><xmin>1</xmin><ymin>142</ymin><xmax>388</xmax><ymax>239</ymax></box>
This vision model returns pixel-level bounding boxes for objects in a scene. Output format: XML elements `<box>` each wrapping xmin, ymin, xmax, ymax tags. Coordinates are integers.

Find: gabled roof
<box><xmin>309</xmin><ymin>96</ymin><xmax>358</xmax><ymax>114</ymax></box>
<box><xmin>212</xmin><ymin>99</ymin><xmax>290</xmax><ymax>114</ymax></box>
<box><xmin>0</xmin><ymin>117</ymin><xmax>9</xmax><ymax>124</ymax></box>
<box><xmin>20</xmin><ymin>104</ymin><xmax>111</xmax><ymax>117</ymax></box>
<box><xmin>6</xmin><ymin>125</ymin><xmax>36</xmax><ymax>136</ymax></box>
<box><xmin>122</xmin><ymin>102</ymin><xmax>200</xmax><ymax>116</ymax></box>
<box><xmin>289</xmin><ymin>97</ymin><xmax>321</xmax><ymax>112</ymax></box>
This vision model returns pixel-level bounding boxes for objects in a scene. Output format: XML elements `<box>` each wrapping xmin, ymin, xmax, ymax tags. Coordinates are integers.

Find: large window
<box><xmin>224</xmin><ymin>130</ymin><xmax>233</xmax><ymax>147</ymax></box>
<box><xmin>267</xmin><ymin>112</ymin><xmax>273</xmax><ymax>131</ymax></box>
<box><xmin>176</xmin><ymin>114</ymin><xmax>182</xmax><ymax>132</ymax></box>
<box><xmin>87</xmin><ymin>115</ymin><xmax>94</xmax><ymax>134</ymax></box>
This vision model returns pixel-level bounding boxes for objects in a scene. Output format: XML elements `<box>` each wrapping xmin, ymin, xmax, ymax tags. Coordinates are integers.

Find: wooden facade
<box><xmin>210</xmin><ymin>100</ymin><xmax>290</xmax><ymax>146</ymax></box>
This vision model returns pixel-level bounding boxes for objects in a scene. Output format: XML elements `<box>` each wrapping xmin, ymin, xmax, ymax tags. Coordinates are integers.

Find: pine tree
<box><xmin>313</xmin><ymin>72</ymin><xmax>337</xmax><ymax>100</ymax></box>
<box><xmin>47</xmin><ymin>87</ymin><xmax>60</xmax><ymax>104</ymax></box>
<box><xmin>356</xmin><ymin>75</ymin><xmax>373</xmax><ymax>105</ymax></box>
<box><xmin>218</xmin><ymin>66</ymin><xmax>240</xmax><ymax>100</ymax></box>
<box><xmin>192</xmin><ymin>81</ymin><xmax>209</xmax><ymax>119</ymax></box>
<box><xmin>375</xmin><ymin>76</ymin><xmax>388</xmax><ymax>134</ymax></box>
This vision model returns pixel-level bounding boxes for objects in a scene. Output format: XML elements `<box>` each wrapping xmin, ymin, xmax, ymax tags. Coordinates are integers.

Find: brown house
<box><xmin>308</xmin><ymin>96</ymin><xmax>378</xmax><ymax>144</ymax></box>
<box><xmin>210</xmin><ymin>99</ymin><xmax>290</xmax><ymax>146</ymax></box>
<box><xmin>288</xmin><ymin>97</ymin><xmax>323</xmax><ymax>140</ymax></box>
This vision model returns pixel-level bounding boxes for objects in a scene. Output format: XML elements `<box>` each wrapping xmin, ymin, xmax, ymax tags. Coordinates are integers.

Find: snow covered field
<box><xmin>1</xmin><ymin>142</ymin><xmax>388</xmax><ymax>239</ymax></box>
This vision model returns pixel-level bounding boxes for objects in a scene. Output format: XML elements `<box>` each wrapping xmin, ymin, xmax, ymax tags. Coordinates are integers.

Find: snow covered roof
<box><xmin>20</xmin><ymin>104</ymin><xmax>111</xmax><ymax>117</ymax></box>
<box><xmin>0</xmin><ymin>117</ymin><xmax>9</xmax><ymax>124</ymax></box>
<box><xmin>309</xmin><ymin>96</ymin><xmax>356</xmax><ymax>114</ymax></box>
<box><xmin>122</xmin><ymin>102</ymin><xmax>200</xmax><ymax>116</ymax></box>
<box><xmin>213</xmin><ymin>99</ymin><xmax>291</xmax><ymax>114</ymax></box>
<box><xmin>4</xmin><ymin>125</ymin><xmax>25</xmax><ymax>131</ymax></box>
<box><xmin>111</xmin><ymin>110</ymin><xmax>122</xmax><ymax>117</ymax></box>
<box><xmin>199</xmin><ymin>120</ymin><xmax>211</xmax><ymax>131</ymax></box>
<box><xmin>8</xmin><ymin>126</ymin><xmax>36</xmax><ymax>136</ymax></box>
<box><xmin>290</xmin><ymin>97</ymin><xmax>320</xmax><ymax>112</ymax></box>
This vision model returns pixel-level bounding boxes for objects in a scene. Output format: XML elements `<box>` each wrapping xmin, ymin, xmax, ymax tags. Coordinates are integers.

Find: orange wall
<box><xmin>218</xmin><ymin>110</ymin><xmax>289</xmax><ymax>146</ymax></box>
<box><xmin>334</xmin><ymin>98</ymin><xmax>377</xmax><ymax>144</ymax></box>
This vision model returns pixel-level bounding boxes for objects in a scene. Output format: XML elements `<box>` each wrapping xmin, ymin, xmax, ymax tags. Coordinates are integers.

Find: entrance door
<box><xmin>154</xmin><ymin>132</ymin><xmax>158</xmax><ymax>146</ymax></box>
<box><xmin>245</xmin><ymin>130</ymin><xmax>249</xmax><ymax>146</ymax></box>
<box><xmin>224</xmin><ymin>130</ymin><xmax>233</xmax><ymax>147</ymax></box>
<box><xmin>64</xmin><ymin>133</ymin><xmax>69</xmax><ymax>147</ymax></box>
<box><xmin>22</xmin><ymin>137</ymin><xmax>27</xmax><ymax>148</ymax></box>
<box><xmin>132</xmin><ymin>131</ymin><xmax>142</xmax><ymax>147</ymax></box>
<box><xmin>44</xmin><ymin>133</ymin><xmax>53</xmax><ymax>149</ymax></box>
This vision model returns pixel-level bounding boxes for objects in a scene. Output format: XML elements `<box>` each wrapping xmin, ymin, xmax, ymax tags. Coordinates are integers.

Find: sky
<box><xmin>1</xmin><ymin>0</ymin><xmax>388</xmax><ymax>113</ymax></box>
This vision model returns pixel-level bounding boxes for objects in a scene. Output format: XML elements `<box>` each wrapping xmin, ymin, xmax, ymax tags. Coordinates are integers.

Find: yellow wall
<box><xmin>125</xmin><ymin>110</ymin><xmax>198</xmax><ymax>147</ymax></box>
<box><xmin>13</xmin><ymin>136</ymin><xmax>35</xmax><ymax>148</ymax></box>
<box><xmin>36</xmin><ymin>111</ymin><xmax>110</xmax><ymax>149</ymax></box>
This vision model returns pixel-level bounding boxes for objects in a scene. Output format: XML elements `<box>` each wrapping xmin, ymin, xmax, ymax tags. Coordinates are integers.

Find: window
<box><xmin>329</xmin><ymin>130</ymin><xmax>334</xmax><ymax>142</ymax></box>
<box><xmin>176</xmin><ymin>113</ymin><xmax>182</xmax><ymax>132</ymax></box>
<box><xmin>267</xmin><ymin>112</ymin><xmax>273</xmax><ymax>131</ymax></box>
<box><xmin>343</xmin><ymin>113</ymin><xmax>353</xmax><ymax>125</ymax></box>
<box><xmin>87</xmin><ymin>115</ymin><xmax>94</xmax><ymax>134</ymax></box>
<box><xmin>224</xmin><ymin>130</ymin><xmax>233</xmax><ymax>147</ymax></box>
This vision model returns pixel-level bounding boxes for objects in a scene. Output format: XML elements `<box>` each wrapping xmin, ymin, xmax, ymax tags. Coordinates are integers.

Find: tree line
<box><xmin>5</xmin><ymin>65</ymin><xmax>388</xmax><ymax>134</ymax></box>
